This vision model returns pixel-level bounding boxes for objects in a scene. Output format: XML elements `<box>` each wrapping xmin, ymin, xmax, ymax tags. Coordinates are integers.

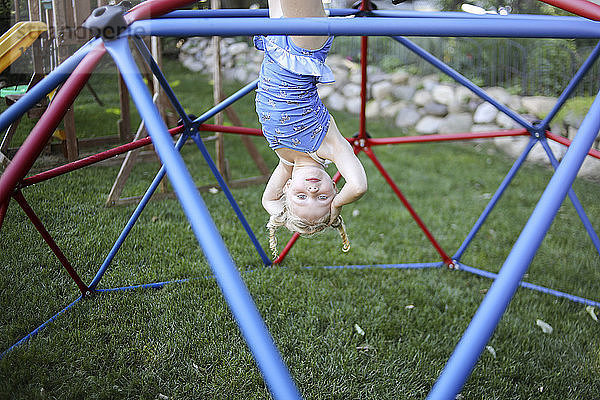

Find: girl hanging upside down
<box><xmin>255</xmin><ymin>0</ymin><xmax>368</xmax><ymax>258</ymax></box>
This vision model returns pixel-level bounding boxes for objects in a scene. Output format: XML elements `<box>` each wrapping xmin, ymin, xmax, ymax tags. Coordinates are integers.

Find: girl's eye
<box><xmin>297</xmin><ymin>194</ymin><xmax>307</xmax><ymax>199</ymax></box>
<box><xmin>318</xmin><ymin>195</ymin><xmax>328</xmax><ymax>200</ymax></box>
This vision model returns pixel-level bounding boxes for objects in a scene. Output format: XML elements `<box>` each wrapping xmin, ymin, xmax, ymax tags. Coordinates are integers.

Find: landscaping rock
<box><xmin>439</xmin><ymin>113</ymin><xmax>473</xmax><ymax>134</ymax></box>
<box><xmin>474</xmin><ymin>102</ymin><xmax>498</xmax><ymax>124</ymax></box>
<box><xmin>395</xmin><ymin>106</ymin><xmax>421</xmax><ymax>128</ymax></box>
<box><xmin>415</xmin><ymin>115</ymin><xmax>443</xmax><ymax>134</ymax></box>
<box><xmin>177</xmin><ymin>37</ymin><xmax>600</xmax><ymax>178</ymax></box>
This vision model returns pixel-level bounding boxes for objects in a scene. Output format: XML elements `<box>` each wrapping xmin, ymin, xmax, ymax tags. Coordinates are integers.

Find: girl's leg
<box><xmin>279</xmin><ymin>0</ymin><xmax>328</xmax><ymax>50</ymax></box>
<box><xmin>268</xmin><ymin>0</ymin><xmax>283</xmax><ymax>18</ymax></box>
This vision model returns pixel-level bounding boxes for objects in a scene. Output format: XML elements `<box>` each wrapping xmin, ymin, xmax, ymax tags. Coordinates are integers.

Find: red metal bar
<box><xmin>355</xmin><ymin>129</ymin><xmax>530</xmax><ymax>146</ymax></box>
<box><xmin>272</xmin><ymin>233</ymin><xmax>300</xmax><ymax>264</ymax></box>
<box><xmin>21</xmin><ymin>126</ymin><xmax>184</xmax><ymax>188</ymax></box>
<box><xmin>125</xmin><ymin>0</ymin><xmax>197</xmax><ymax>23</ymax></box>
<box><xmin>546</xmin><ymin>131</ymin><xmax>600</xmax><ymax>160</ymax></box>
<box><xmin>198</xmin><ymin>123</ymin><xmax>263</xmax><ymax>137</ymax></box>
<box><xmin>20</xmin><ymin>122</ymin><xmax>259</xmax><ymax>190</ymax></box>
<box><xmin>0</xmin><ymin>44</ymin><xmax>106</xmax><ymax>208</ymax></box>
<box><xmin>359</xmin><ymin>36</ymin><xmax>368</xmax><ymax>140</ymax></box>
<box><xmin>12</xmin><ymin>191</ymin><xmax>89</xmax><ymax>295</ymax></box>
<box><xmin>362</xmin><ymin>146</ymin><xmax>454</xmax><ymax>266</ymax></box>
<box><xmin>356</xmin><ymin>0</ymin><xmax>370</xmax><ymax>140</ymax></box>
<box><xmin>0</xmin><ymin>198</ymin><xmax>8</xmax><ymax>231</ymax></box>
<box><xmin>538</xmin><ymin>0</ymin><xmax>600</xmax><ymax>21</ymax></box>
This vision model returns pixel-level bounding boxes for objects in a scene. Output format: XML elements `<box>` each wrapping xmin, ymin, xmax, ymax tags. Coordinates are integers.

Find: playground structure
<box><xmin>0</xmin><ymin>21</ymin><xmax>46</xmax><ymax>75</ymax></box>
<box><xmin>1</xmin><ymin>0</ymin><xmax>600</xmax><ymax>399</ymax></box>
<box><xmin>0</xmin><ymin>0</ymin><xmax>182</xmax><ymax>164</ymax></box>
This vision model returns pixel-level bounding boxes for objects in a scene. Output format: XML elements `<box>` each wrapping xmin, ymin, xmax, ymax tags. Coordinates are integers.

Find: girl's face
<box><xmin>285</xmin><ymin>165</ymin><xmax>336</xmax><ymax>223</ymax></box>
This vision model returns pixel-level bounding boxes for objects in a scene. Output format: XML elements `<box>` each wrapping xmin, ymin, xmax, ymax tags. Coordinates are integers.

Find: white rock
<box><xmin>415</xmin><ymin>116</ymin><xmax>443</xmax><ymax>134</ymax></box>
<box><xmin>485</xmin><ymin>86</ymin><xmax>511</xmax><ymax>105</ymax></box>
<box><xmin>317</xmin><ymin>84</ymin><xmax>335</xmax><ymax>100</ymax></box>
<box><xmin>423</xmin><ymin>101</ymin><xmax>448</xmax><ymax>117</ymax></box>
<box><xmin>228</xmin><ymin>41</ymin><xmax>249</xmax><ymax>55</ymax></box>
<box><xmin>579</xmin><ymin>156</ymin><xmax>600</xmax><ymax>180</ymax></box>
<box><xmin>472</xmin><ymin>123</ymin><xmax>501</xmax><ymax>133</ymax></box>
<box><xmin>349</xmin><ymin>71</ymin><xmax>362</xmax><ymax>84</ymax></box>
<box><xmin>439</xmin><ymin>113</ymin><xmax>473</xmax><ymax>134</ymax></box>
<box><xmin>390</xmin><ymin>69</ymin><xmax>410</xmax><ymax>84</ymax></box>
<box><xmin>455</xmin><ymin>86</ymin><xmax>477</xmax><ymax>104</ymax></box>
<box><xmin>371</xmin><ymin>81</ymin><xmax>394</xmax><ymax>100</ymax></box>
<box><xmin>521</xmin><ymin>96</ymin><xmax>557</xmax><ymax>118</ymax></box>
<box><xmin>413</xmin><ymin>90</ymin><xmax>432</xmax><ymax>107</ymax></box>
<box><xmin>342</xmin><ymin>83</ymin><xmax>362</xmax><ymax>98</ymax></box>
<box><xmin>392</xmin><ymin>85</ymin><xmax>416</xmax><ymax>101</ymax></box>
<box><xmin>421</xmin><ymin>74</ymin><xmax>439</xmax><ymax>90</ymax></box>
<box><xmin>493</xmin><ymin>136</ymin><xmax>530</xmax><ymax>159</ymax></box>
<box><xmin>432</xmin><ymin>85</ymin><xmax>455</xmax><ymax>105</ymax></box>
<box><xmin>365</xmin><ymin>100</ymin><xmax>381</xmax><ymax>119</ymax></box>
<box><xmin>395</xmin><ymin>106</ymin><xmax>421</xmax><ymax>128</ymax></box>
<box><xmin>474</xmin><ymin>102</ymin><xmax>498</xmax><ymax>124</ymax></box>
<box><xmin>382</xmin><ymin>101</ymin><xmax>406</xmax><ymax>119</ymax></box>
<box><xmin>496</xmin><ymin>112</ymin><xmax>521</xmax><ymax>129</ymax></box>
<box><xmin>345</xmin><ymin>97</ymin><xmax>362</xmax><ymax>114</ymax></box>
<box><xmin>326</xmin><ymin>92</ymin><xmax>346</xmax><ymax>111</ymax></box>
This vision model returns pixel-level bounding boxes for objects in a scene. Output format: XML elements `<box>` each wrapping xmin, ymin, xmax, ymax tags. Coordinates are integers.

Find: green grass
<box><xmin>1</xmin><ymin>58</ymin><xmax>600</xmax><ymax>399</ymax></box>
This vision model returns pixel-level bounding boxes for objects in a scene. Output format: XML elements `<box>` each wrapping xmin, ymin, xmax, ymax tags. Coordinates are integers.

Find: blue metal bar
<box><xmin>0</xmin><ymin>39</ymin><xmax>99</xmax><ymax>133</ymax></box>
<box><xmin>89</xmin><ymin>80</ymin><xmax>261</xmax><ymax>290</ymax></box>
<box><xmin>189</xmin><ymin>134</ymin><xmax>271</xmax><ymax>265</ymax></box>
<box><xmin>392</xmin><ymin>36</ymin><xmax>533</xmax><ymax>131</ymax></box>
<box><xmin>88</xmin><ymin>133</ymin><xmax>188</xmax><ymax>290</ymax></box>
<box><xmin>367</xmin><ymin>10</ymin><xmax>588</xmax><ymax>22</ymax></box>
<box><xmin>192</xmin><ymin>80</ymin><xmax>258</xmax><ymax>127</ymax></box>
<box><xmin>539</xmin><ymin>137</ymin><xmax>600</xmax><ymax>254</ymax></box>
<box><xmin>458</xmin><ymin>263</ymin><xmax>600</xmax><ymax>307</ymax></box>
<box><xmin>96</xmin><ymin>278</ymin><xmax>192</xmax><ymax>292</ymax></box>
<box><xmin>127</xmin><ymin>16</ymin><xmax>600</xmax><ymax>39</ymax></box>
<box><xmin>132</xmin><ymin>36</ymin><xmax>189</xmax><ymax>123</ymax></box>
<box><xmin>539</xmin><ymin>40</ymin><xmax>600</xmax><ymax>130</ymax></box>
<box><xmin>453</xmin><ymin>137</ymin><xmax>537</xmax><ymax>261</ymax></box>
<box><xmin>311</xmin><ymin>262</ymin><xmax>444</xmax><ymax>271</ymax></box>
<box><xmin>159</xmin><ymin>9</ymin><xmax>589</xmax><ymax>22</ymax></box>
<box><xmin>427</xmin><ymin>90</ymin><xmax>600</xmax><ymax>400</ymax></box>
<box><xmin>104</xmin><ymin>37</ymin><xmax>301</xmax><ymax>400</ymax></box>
<box><xmin>0</xmin><ymin>296</ymin><xmax>82</xmax><ymax>359</ymax></box>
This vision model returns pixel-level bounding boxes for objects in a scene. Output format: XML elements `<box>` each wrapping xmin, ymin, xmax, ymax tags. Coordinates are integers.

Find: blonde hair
<box><xmin>267</xmin><ymin>191</ymin><xmax>350</xmax><ymax>259</ymax></box>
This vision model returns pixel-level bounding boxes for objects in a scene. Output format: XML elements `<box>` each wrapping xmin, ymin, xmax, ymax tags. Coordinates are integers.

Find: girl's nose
<box><xmin>307</xmin><ymin>185</ymin><xmax>318</xmax><ymax>193</ymax></box>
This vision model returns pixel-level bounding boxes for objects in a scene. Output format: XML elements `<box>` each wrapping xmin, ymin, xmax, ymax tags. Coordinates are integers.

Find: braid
<box><xmin>267</xmin><ymin>213</ymin><xmax>284</xmax><ymax>259</ymax></box>
<box><xmin>268</xmin><ymin>225</ymin><xmax>278</xmax><ymax>259</ymax></box>
<box><xmin>331</xmin><ymin>215</ymin><xmax>350</xmax><ymax>252</ymax></box>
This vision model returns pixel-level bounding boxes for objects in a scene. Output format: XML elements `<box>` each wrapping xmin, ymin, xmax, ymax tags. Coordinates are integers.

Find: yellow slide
<box><xmin>0</xmin><ymin>21</ymin><xmax>46</xmax><ymax>75</ymax></box>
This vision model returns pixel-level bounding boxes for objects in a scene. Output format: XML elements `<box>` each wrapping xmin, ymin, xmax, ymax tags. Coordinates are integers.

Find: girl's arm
<box><xmin>330</xmin><ymin>139</ymin><xmax>367</xmax><ymax>209</ymax></box>
<box><xmin>319</xmin><ymin>118</ymin><xmax>368</xmax><ymax>214</ymax></box>
<box><xmin>262</xmin><ymin>160</ymin><xmax>293</xmax><ymax>216</ymax></box>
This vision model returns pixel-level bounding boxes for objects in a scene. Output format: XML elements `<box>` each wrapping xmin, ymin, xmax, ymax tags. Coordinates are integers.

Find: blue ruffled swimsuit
<box><xmin>254</xmin><ymin>35</ymin><xmax>335</xmax><ymax>156</ymax></box>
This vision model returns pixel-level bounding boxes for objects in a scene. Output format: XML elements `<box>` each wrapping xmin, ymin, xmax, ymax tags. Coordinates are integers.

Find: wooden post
<box><xmin>118</xmin><ymin>73</ymin><xmax>131</xmax><ymax>142</ymax></box>
<box><xmin>211</xmin><ymin>0</ymin><xmax>229</xmax><ymax>181</ymax></box>
<box><xmin>27</xmin><ymin>0</ymin><xmax>44</xmax><ymax>79</ymax></box>
<box><xmin>14</xmin><ymin>0</ymin><xmax>21</xmax><ymax>22</ymax></box>
<box><xmin>150</xmin><ymin>36</ymin><xmax>170</xmax><ymax>193</ymax></box>
<box><xmin>52</xmin><ymin>0</ymin><xmax>78</xmax><ymax>160</ymax></box>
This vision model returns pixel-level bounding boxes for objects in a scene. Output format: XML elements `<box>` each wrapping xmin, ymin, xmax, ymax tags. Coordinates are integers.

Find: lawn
<box><xmin>1</xmin><ymin>56</ymin><xmax>599</xmax><ymax>399</ymax></box>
